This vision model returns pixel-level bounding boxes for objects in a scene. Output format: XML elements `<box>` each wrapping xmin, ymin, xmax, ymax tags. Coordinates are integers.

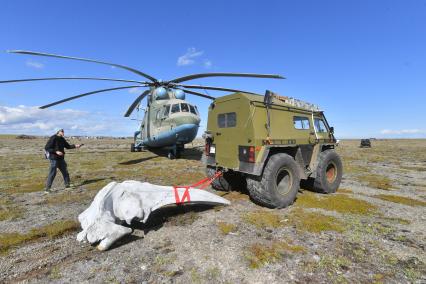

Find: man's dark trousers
<box><xmin>46</xmin><ymin>159</ymin><xmax>70</xmax><ymax>189</ymax></box>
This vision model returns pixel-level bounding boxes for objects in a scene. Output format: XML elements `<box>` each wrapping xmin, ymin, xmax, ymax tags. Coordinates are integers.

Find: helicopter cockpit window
<box><xmin>163</xmin><ymin>105</ymin><xmax>170</xmax><ymax>118</ymax></box>
<box><xmin>189</xmin><ymin>105</ymin><xmax>197</xmax><ymax>115</ymax></box>
<box><xmin>181</xmin><ymin>103</ymin><xmax>189</xmax><ymax>112</ymax></box>
<box><xmin>171</xmin><ymin>104</ymin><xmax>180</xmax><ymax>114</ymax></box>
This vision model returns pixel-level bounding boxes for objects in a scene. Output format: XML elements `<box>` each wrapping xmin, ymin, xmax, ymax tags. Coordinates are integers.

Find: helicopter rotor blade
<box><xmin>170</xmin><ymin>73</ymin><xmax>285</xmax><ymax>83</ymax></box>
<box><xmin>0</xmin><ymin>77</ymin><xmax>148</xmax><ymax>85</ymax></box>
<box><xmin>39</xmin><ymin>85</ymin><xmax>142</xmax><ymax>109</ymax></box>
<box><xmin>175</xmin><ymin>84</ymin><xmax>258</xmax><ymax>95</ymax></box>
<box><xmin>7</xmin><ymin>50</ymin><xmax>158</xmax><ymax>82</ymax></box>
<box><xmin>124</xmin><ymin>89</ymin><xmax>150</xmax><ymax>117</ymax></box>
<box><xmin>180</xmin><ymin>88</ymin><xmax>215</xmax><ymax>100</ymax></box>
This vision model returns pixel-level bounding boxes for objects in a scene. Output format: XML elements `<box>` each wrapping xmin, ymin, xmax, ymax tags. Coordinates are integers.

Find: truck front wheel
<box><xmin>246</xmin><ymin>153</ymin><xmax>300</xmax><ymax>208</ymax></box>
<box><xmin>313</xmin><ymin>149</ymin><xmax>343</xmax><ymax>193</ymax></box>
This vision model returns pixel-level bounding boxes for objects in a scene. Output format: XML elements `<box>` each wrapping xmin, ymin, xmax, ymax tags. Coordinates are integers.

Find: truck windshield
<box><xmin>314</xmin><ymin>118</ymin><xmax>328</xmax><ymax>133</ymax></box>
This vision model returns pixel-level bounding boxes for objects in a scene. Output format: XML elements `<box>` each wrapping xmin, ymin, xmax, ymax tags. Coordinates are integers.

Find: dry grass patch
<box><xmin>218</xmin><ymin>191</ymin><xmax>250</xmax><ymax>202</ymax></box>
<box><xmin>358</xmin><ymin>173</ymin><xmax>394</xmax><ymax>190</ymax></box>
<box><xmin>217</xmin><ymin>222</ymin><xmax>237</xmax><ymax>235</ymax></box>
<box><xmin>374</xmin><ymin>194</ymin><xmax>426</xmax><ymax>207</ymax></box>
<box><xmin>380</xmin><ymin>216</ymin><xmax>411</xmax><ymax>225</ymax></box>
<box><xmin>343</xmin><ymin>162</ymin><xmax>368</xmax><ymax>175</ymax></box>
<box><xmin>46</xmin><ymin>191</ymin><xmax>94</xmax><ymax>205</ymax></box>
<box><xmin>0</xmin><ymin>198</ymin><xmax>23</xmax><ymax>221</ymax></box>
<box><xmin>337</xmin><ymin>188</ymin><xmax>353</xmax><ymax>194</ymax></box>
<box><xmin>245</xmin><ymin>241</ymin><xmax>305</xmax><ymax>269</ymax></box>
<box><xmin>296</xmin><ymin>191</ymin><xmax>377</xmax><ymax>215</ymax></box>
<box><xmin>242</xmin><ymin>210</ymin><xmax>283</xmax><ymax>229</ymax></box>
<box><xmin>400</xmin><ymin>165</ymin><xmax>426</xmax><ymax>172</ymax></box>
<box><xmin>4</xmin><ymin>181</ymin><xmax>45</xmax><ymax>194</ymax></box>
<box><xmin>286</xmin><ymin>208</ymin><xmax>345</xmax><ymax>233</ymax></box>
<box><xmin>0</xmin><ymin>220</ymin><xmax>79</xmax><ymax>254</ymax></box>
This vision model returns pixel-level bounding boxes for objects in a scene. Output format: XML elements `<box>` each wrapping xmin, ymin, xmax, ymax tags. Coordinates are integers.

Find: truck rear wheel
<box><xmin>313</xmin><ymin>149</ymin><xmax>342</xmax><ymax>193</ymax></box>
<box><xmin>130</xmin><ymin>143</ymin><xmax>135</xmax><ymax>152</ymax></box>
<box><xmin>246</xmin><ymin>153</ymin><xmax>300</xmax><ymax>208</ymax></box>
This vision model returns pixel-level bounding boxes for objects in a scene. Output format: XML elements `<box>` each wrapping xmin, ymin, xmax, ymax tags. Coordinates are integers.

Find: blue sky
<box><xmin>0</xmin><ymin>0</ymin><xmax>425</xmax><ymax>138</ymax></box>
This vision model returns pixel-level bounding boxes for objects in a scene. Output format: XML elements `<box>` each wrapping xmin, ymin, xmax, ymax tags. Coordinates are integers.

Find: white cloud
<box><xmin>0</xmin><ymin>105</ymin><xmax>136</xmax><ymax>136</ymax></box>
<box><xmin>203</xmin><ymin>59</ymin><xmax>212</xmax><ymax>69</ymax></box>
<box><xmin>177</xmin><ymin>47</ymin><xmax>204</xmax><ymax>66</ymax></box>
<box><xmin>380</xmin><ymin>129</ymin><xmax>426</xmax><ymax>135</ymax></box>
<box><xmin>26</xmin><ymin>60</ymin><xmax>44</xmax><ymax>69</ymax></box>
<box><xmin>128</xmin><ymin>87</ymin><xmax>144</xmax><ymax>94</ymax></box>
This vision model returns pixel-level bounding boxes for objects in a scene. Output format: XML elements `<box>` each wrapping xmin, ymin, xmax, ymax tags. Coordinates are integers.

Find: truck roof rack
<box><xmin>271</xmin><ymin>92</ymin><xmax>321</xmax><ymax>112</ymax></box>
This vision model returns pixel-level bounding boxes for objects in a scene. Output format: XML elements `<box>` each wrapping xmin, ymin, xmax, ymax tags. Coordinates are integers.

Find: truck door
<box><xmin>211</xmin><ymin>99</ymin><xmax>241</xmax><ymax>169</ymax></box>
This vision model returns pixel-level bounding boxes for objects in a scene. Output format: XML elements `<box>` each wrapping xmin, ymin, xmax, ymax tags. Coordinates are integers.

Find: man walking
<box><xmin>44</xmin><ymin>128</ymin><xmax>81</xmax><ymax>193</ymax></box>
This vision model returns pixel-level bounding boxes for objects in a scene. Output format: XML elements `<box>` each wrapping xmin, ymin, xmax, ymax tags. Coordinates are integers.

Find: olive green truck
<box><xmin>204</xmin><ymin>91</ymin><xmax>342</xmax><ymax>208</ymax></box>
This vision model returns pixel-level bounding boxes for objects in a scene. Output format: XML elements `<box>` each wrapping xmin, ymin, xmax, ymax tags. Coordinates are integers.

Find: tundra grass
<box><xmin>287</xmin><ymin>208</ymin><xmax>345</xmax><ymax>233</ymax></box>
<box><xmin>358</xmin><ymin>173</ymin><xmax>395</xmax><ymax>190</ymax></box>
<box><xmin>242</xmin><ymin>210</ymin><xmax>283</xmax><ymax>229</ymax></box>
<box><xmin>296</xmin><ymin>191</ymin><xmax>377</xmax><ymax>215</ymax></box>
<box><xmin>373</xmin><ymin>194</ymin><xmax>426</xmax><ymax>207</ymax></box>
<box><xmin>0</xmin><ymin>220</ymin><xmax>79</xmax><ymax>254</ymax></box>
<box><xmin>0</xmin><ymin>198</ymin><xmax>23</xmax><ymax>221</ymax></box>
<box><xmin>218</xmin><ymin>191</ymin><xmax>250</xmax><ymax>202</ymax></box>
<box><xmin>46</xmin><ymin>191</ymin><xmax>95</xmax><ymax>205</ymax></box>
<box><xmin>245</xmin><ymin>241</ymin><xmax>306</xmax><ymax>269</ymax></box>
<box><xmin>337</xmin><ymin>188</ymin><xmax>353</xmax><ymax>194</ymax></box>
<box><xmin>217</xmin><ymin>221</ymin><xmax>237</xmax><ymax>235</ymax></box>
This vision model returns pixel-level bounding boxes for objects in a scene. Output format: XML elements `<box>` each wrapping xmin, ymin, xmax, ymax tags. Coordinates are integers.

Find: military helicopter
<box><xmin>1</xmin><ymin>50</ymin><xmax>284</xmax><ymax>158</ymax></box>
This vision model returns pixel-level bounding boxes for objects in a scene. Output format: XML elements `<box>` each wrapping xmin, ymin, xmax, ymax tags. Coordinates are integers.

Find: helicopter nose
<box><xmin>175</xmin><ymin>123</ymin><xmax>199</xmax><ymax>143</ymax></box>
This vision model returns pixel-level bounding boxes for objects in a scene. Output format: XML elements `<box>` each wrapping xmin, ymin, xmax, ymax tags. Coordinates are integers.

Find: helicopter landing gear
<box><xmin>167</xmin><ymin>151</ymin><xmax>175</xmax><ymax>160</ymax></box>
<box><xmin>167</xmin><ymin>145</ymin><xmax>184</xmax><ymax>159</ymax></box>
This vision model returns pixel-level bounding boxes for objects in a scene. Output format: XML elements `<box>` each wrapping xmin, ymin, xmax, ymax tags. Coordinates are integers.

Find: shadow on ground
<box><xmin>107</xmin><ymin>204</ymin><xmax>215</xmax><ymax>250</ymax></box>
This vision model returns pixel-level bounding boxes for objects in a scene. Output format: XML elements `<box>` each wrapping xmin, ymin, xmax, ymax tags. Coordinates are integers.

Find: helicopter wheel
<box><xmin>175</xmin><ymin>145</ymin><xmax>184</xmax><ymax>159</ymax></box>
<box><xmin>167</xmin><ymin>151</ymin><xmax>175</xmax><ymax>160</ymax></box>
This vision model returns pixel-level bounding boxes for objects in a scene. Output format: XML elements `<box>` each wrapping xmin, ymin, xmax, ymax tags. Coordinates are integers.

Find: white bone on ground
<box><xmin>77</xmin><ymin>180</ymin><xmax>230</xmax><ymax>251</ymax></box>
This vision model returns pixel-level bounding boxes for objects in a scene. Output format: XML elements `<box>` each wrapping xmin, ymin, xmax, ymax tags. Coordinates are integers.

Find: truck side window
<box><xmin>171</xmin><ymin>104</ymin><xmax>180</xmax><ymax>113</ymax></box>
<box><xmin>293</xmin><ymin>116</ymin><xmax>310</xmax><ymax>130</ymax></box>
<box><xmin>227</xmin><ymin>112</ymin><xmax>236</xmax><ymax>127</ymax></box>
<box><xmin>218</xmin><ymin>112</ymin><xmax>236</xmax><ymax>128</ymax></box>
<box><xmin>314</xmin><ymin>118</ymin><xmax>327</xmax><ymax>133</ymax></box>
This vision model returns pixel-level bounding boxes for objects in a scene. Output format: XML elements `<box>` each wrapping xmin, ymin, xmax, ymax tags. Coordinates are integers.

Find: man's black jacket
<box><xmin>44</xmin><ymin>135</ymin><xmax>75</xmax><ymax>160</ymax></box>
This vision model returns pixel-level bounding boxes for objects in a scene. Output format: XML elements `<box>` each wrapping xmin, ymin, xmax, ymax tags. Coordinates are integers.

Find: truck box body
<box><xmin>205</xmin><ymin>92</ymin><xmax>335</xmax><ymax>176</ymax></box>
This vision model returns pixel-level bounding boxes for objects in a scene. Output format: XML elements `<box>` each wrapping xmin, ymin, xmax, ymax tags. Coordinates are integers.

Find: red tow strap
<box><xmin>173</xmin><ymin>171</ymin><xmax>223</xmax><ymax>204</ymax></box>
